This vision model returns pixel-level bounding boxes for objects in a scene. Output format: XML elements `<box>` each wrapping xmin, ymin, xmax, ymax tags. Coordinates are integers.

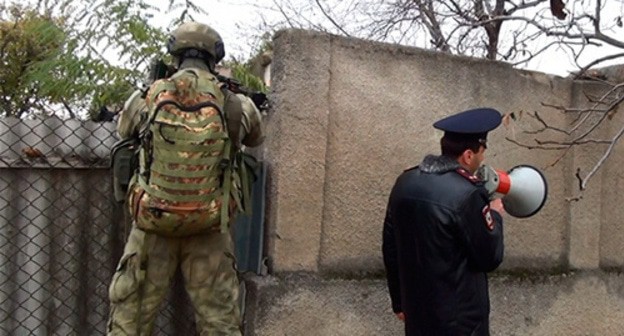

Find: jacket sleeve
<box><xmin>117</xmin><ymin>89</ymin><xmax>147</xmax><ymax>139</ymax></box>
<box><xmin>382</xmin><ymin>205</ymin><xmax>402</xmax><ymax>313</ymax></box>
<box><xmin>238</xmin><ymin>94</ymin><xmax>265</xmax><ymax>148</ymax></box>
<box><xmin>456</xmin><ymin>188</ymin><xmax>504</xmax><ymax>273</ymax></box>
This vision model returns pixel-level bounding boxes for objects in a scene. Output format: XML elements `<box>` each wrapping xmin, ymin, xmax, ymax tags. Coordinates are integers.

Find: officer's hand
<box><xmin>396</xmin><ymin>312</ymin><xmax>405</xmax><ymax>321</ymax></box>
<box><xmin>490</xmin><ymin>198</ymin><xmax>505</xmax><ymax>214</ymax></box>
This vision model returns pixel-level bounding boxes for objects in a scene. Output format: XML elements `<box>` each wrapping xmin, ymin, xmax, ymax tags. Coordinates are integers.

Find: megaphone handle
<box><xmin>496</xmin><ymin>170</ymin><xmax>511</xmax><ymax>194</ymax></box>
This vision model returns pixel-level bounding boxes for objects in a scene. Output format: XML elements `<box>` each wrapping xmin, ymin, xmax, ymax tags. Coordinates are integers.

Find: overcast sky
<box><xmin>147</xmin><ymin>0</ymin><xmax>623</xmax><ymax>77</ymax></box>
<box><xmin>15</xmin><ymin>0</ymin><xmax>622</xmax><ymax>76</ymax></box>
<box><xmin>149</xmin><ymin>0</ymin><xmax>273</xmax><ymax>59</ymax></box>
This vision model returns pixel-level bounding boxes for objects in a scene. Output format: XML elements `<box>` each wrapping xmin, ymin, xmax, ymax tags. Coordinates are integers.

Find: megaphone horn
<box><xmin>477</xmin><ymin>165</ymin><xmax>548</xmax><ymax>218</ymax></box>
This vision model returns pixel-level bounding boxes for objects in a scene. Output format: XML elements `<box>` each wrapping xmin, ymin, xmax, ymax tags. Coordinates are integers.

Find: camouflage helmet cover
<box><xmin>167</xmin><ymin>22</ymin><xmax>225</xmax><ymax>63</ymax></box>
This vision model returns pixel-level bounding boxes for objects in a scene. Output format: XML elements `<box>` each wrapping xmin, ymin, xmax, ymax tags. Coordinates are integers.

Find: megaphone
<box><xmin>477</xmin><ymin>165</ymin><xmax>548</xmax><ymax>218</ymax></box>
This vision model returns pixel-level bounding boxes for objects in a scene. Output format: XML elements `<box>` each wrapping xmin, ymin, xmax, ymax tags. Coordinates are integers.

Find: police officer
<box><xmin>382</xmin><ymin>108</ymin><xmax>505</xmax><ymax>336</ymax></box>
<box><xmin>107</xmin><ymin>22</ymin><xmax>264</xmax><ymax>336</ymax></box>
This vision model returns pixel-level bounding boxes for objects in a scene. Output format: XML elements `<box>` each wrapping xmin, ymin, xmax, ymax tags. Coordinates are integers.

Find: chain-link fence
<box><xmin>0</xmin><ymin>116</ymin><xmax>202</xmax><ymax>335</ymax></box>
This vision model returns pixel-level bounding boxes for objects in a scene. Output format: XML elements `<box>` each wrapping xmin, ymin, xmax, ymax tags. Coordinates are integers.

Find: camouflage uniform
<box><xmin>116</xmin><ymin>89</ymin><xmax>146</xmax><ymax>140</ymax></box>
<box><xmin>108</xmin><ymin>23</ymin><xmax>264</xmax><ymax>336</ymax></box>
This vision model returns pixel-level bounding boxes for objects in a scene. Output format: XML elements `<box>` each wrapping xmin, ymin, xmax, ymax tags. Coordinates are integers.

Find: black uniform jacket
<box><xmin>382</xmin><ymin>155</ymin><xmax>504</xmax><ymax>336</ymax></box>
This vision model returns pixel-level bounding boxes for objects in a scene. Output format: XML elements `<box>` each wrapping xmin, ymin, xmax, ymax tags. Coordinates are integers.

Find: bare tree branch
<box><xmin>60</xmin><ymin>97</ymin><xmax>76</xmax><ymax>119</ymax></box>
<box><xmin>574</xmin><ymin>52</ymin><xmax>624</xmax><ymax>79</ymax></box>
<box><xmin>506</xmin><ymin>0</ymin><xmax>549</xmax><ymax>15</ymax></box>
<box><xmin>314</xmin><ymin>0</ymin><xmax>352</xmax><ymax>37</ymax></box>
<box><xmin>578</xmin><ymin>122</ymin><xmax>624</xmax><ymax>190</ymax></box>
<box><xmin>569</xmin><ymin>86</ymin><xmax>624</xmax><ymax>141</ymax></box>
<box><xmin>414</xmin><ymin>0</ymin><xmax>451</xmax><ymax>51</ymax></box>
<box><xmin>523</xmin><ymin>111</ymin><xmax>570</xmax><ymax>135</ymax></box>
<box><xmin>506</xmin><ymin>137</ymin><xmax>568</xmax><ymax>150</ymax></box>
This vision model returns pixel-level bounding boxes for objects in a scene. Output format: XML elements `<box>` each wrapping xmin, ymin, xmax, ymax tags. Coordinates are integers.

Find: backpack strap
<box><xmin>219</xmin><ymin>139</ymin><xmax>233</xmax><ymax>233</ymax></box>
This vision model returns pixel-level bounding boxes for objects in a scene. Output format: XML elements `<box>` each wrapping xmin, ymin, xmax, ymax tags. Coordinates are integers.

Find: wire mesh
<box><xmin>0</xmin><ymin>116</ymin><xmax>198</xmax><ymax>335</ymax></box>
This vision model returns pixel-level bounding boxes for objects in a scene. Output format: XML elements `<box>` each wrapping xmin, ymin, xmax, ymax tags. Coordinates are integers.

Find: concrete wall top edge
<box><xmin>274</xmin><ymin>28</ymin><xmax>571</xmax><ymax>83</ymax></box>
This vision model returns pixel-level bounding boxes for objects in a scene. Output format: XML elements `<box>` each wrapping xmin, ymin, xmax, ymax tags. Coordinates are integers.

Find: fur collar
<box><xmin>419</xmin><ymin>154</ymin><xmax>462</xmax><ymax>174</ymax></box>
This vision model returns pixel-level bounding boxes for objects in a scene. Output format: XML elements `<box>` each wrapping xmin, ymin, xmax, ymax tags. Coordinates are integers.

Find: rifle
<box><xmin>140</xmin><ymin>58</ymin><xmax>177</xmax><ymax>98</ymax></box>
<box><xmin>141</xmin><ymin>58</ymin><xmax>269</xmax><ymax>112</ymax></box>
<box><xmin>216</xmin><ymin>74</ymin><xmax>270</xmax><ymax>112</ymax></box>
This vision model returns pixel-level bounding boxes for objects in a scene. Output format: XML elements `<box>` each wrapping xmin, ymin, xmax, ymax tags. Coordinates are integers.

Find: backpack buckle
<box><xmin>148</xmin><ymin>207</ymin><xmax>163</xmax><ymax>219</ymax></box>
<box><xmin>218</xmin><ymin>159</ymin><xmax>231</xmax><ymax>188</ymax></box>
<box><xmin>219</xmin><ymin>158</ymin><xmax>230</xmax><ymax>170</ymax></box>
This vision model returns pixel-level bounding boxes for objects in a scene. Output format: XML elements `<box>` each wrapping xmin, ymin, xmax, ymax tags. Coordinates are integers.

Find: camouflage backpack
<box><xmin>127</xmin><ymin>68</ymin><xmax>241</xmax><ymax>236</ymax></box>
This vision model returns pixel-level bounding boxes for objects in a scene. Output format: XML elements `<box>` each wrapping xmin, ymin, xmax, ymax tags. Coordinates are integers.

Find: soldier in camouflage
<box><xmin>108</xmin><ymin>22</ymin><xmax>264</xmax><ymax>336</ymax></box>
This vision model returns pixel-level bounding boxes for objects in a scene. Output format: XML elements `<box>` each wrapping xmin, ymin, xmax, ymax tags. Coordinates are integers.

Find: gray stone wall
<box><xmin>258</xmin><ymin>29</ymin><xmax>624</xmax><ymax>335</ymax></box>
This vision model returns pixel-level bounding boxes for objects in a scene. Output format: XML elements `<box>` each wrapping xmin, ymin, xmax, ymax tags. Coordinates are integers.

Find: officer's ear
<box><xmin>458</xmin><ymin>149</ymin><xmax>471</xmax><ymax>166</ymax></box>
<box><xmin>460</xmin><ymin>147</ymin><xmax>483</xmax><ymax>166</ymax></box>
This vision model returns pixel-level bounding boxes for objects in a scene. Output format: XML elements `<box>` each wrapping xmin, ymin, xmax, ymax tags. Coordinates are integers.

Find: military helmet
<box><xmin>167</xmin><ymin>22</ymin><xmax>225</xmax><ymax>63</ymax></box>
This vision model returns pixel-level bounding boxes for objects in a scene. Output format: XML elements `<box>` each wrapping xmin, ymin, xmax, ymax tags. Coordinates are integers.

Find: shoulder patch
<box><xmin>482</xmin><ymin>204</ymin><xmax>495</xmax><ymax>231</ymax></box>
<box><xmin>455</xmin><ymin>167</ymin><xmax>481</xmax><ymax>184</ymax></box>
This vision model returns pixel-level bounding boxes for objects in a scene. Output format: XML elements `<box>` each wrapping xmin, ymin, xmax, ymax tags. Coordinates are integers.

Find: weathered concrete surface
<box><xmin>600</xmin><ymin>106</ymin><xmax>624</xmax><ymax>269</ymax></box>
<box><xmin>266</xmin><ymin>29</ymin><xmax>576</xmax><ymax>274</ymax></box>
<box><xmin>258</xmin><ymin>28</ymin><xmax>624</xmax><ymax>336</ymax></box>
<box><xmin>246</xmin><ymin>272</ymin><xmax>624</xmax><ymax>336</ymax></box>
<box><xmin>264</xmin><ymin>32</ymin><xmax>332</xmax><ymax>272</ymax></box>
<box><xmin>490</xmin><ymin>271</ymin><xmax>624</xmax><ymax>336</ymax></box>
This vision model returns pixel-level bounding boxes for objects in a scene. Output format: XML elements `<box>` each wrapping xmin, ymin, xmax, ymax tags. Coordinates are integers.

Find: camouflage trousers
<box><xmin>106</xmin><ymin>225</ymin><xmax>242</xmax><ymax>336</ymax></box>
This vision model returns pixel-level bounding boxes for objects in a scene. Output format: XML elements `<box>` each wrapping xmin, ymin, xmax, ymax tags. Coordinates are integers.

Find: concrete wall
<box><xmin>257</xmin><ymin>29</ymin><xmax>624</xmax><ymax>335</ymax></box>
<box><xmin>246</xmin><ymin>271</ymin><xmax>624</xmax><ymax>336</ymax></box>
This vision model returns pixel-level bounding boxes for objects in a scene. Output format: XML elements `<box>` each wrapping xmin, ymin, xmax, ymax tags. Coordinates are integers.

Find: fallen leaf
<box><xmin>21</xmin><ymin>147</ymin><xmax>45</xmax><ymax>158</ymax></box>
